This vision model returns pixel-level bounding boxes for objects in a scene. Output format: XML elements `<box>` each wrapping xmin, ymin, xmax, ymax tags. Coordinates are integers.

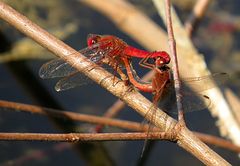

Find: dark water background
<box><xmin>0</xmin><ymin>0</ymin><xmax>240</xmax><ymax>165</ymax></box>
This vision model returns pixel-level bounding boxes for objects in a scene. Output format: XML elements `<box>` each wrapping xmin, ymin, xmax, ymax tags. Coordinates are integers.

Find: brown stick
<box><xmin>164</xmin><ymin>0</ymin><xmax>185</xmax><ymax>124</ymax></box>
<box><xmin>194</xmin><ymin>132</ymin><xmax>240</xmax><ymax>153</ymax></box>
<box><xmin>0</xmin><ymin>132</ymin><xmax>175</xmax><ymax>142</ymax></box>
<box><xmin>1</xmin><ymin>100</ymin><xmax>240</xmax><ymax>153</ymax></box>
<box><xmin>0</xmin><ymin>2</ymin><xmax>229</xmax><ymax>165</ymax></box>
<box><xmin>163</xmin><ymin>1</ymin><xmax>229</xmax><ymax>165</ymax></box>
<box><xmin>0</xmin><ymin>100</ymin><xmax>144</xmax><ymax>132</ymax></box>
<box><xmin>163</xmin><ymin>2</ymin><xmax>229</xmax><ymax>165</ymax></box>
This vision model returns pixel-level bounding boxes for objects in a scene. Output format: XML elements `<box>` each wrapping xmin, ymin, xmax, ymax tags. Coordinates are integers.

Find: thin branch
<box><xmin>163</xmin><ymin>2</ymin><xmax>229</xmax><ymax>165</ymax></box>
<box><xmin>1</xmin><ymin>100</ymin><xmax>240</xmax><ymax>153</ymax></box>
<box><xmin>164</xmin><ymin>0</ymin><xmax>185</xmax><ymax>124</ymax></box>
<box><xmin>0</xmin><ymin>100</ymin><xmax>144</xmax><ymax>132</ymax></box>
<box><xmin>0</xmin><ymin>132</ymin><xmax>176</xmax><ymax>142</ymax></box>
<box><xmin>0</xmin><ymin>2</ymin><xmax>229</xmax><ymax>165</ymax></box>
<box><xmin>194</xmin><ymin>132</ymin><xmax>240</xmax><ymax>153</ymax></box>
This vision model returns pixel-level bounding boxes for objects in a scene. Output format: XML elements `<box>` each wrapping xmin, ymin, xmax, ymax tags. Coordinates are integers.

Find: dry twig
<box><xmin>0</xmin><ymin>132</ymin><xmax>176</xmax><ymax>142</ymax></box>
<box><xmin>164</xmin><ymin>0</ymin><xmax>185</xmax><ymax>123</ymax></box>
<box><xmin>0</xmin><ymin>1</ymin><xmax>230</xmax><ymax>165</ymax></box>
<box><xmin>1</xmin><ymin>100</ymin><xmax>240</xmax><ymax>153</ymax></box>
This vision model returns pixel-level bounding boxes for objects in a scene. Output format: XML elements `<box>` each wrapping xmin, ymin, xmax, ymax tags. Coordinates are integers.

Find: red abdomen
<box><xmin>124</xmin><ymin>46</ymin><xmax>170</xmax><ymax>64</ymax></box>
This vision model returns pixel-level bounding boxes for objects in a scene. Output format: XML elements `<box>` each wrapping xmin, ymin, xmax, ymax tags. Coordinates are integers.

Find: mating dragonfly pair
<box><xmin>39</xmin><ymin>34</ymin><xmax>227</xmax><ymax>113</ymax></box>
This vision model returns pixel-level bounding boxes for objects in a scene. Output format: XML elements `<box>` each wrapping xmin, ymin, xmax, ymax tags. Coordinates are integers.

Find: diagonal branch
<box><xmin>0</xmin><ymin>1</ymin><xmax>229</xmax><ymax>165</ymax></box>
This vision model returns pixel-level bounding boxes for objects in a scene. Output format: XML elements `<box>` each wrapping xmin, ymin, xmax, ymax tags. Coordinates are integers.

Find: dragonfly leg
<box><xmin>114</xmin><ymin>62</ymin><xmax>128</xmax><ymax>85</ymax></box>
<box><xmin>85</xmin><ymin>60</ymin><xmax>103</xmax><ymax>73</ymax></box>
<box><xmin>105</xmin><ymin>53</ymin><xmax>129</xmax><ymax>86</ymax></box>
<box><xmin>139</xmin><ymin>53</ymin><xmax>155</xmax><ymax>70</ymax></box>
<box><xmin>99</xmin><ymin>74</ymin><xmax>115</xmax><ymax>86</ymax></box>
<box><xmin>126</xmin><ymin>84</ymin><xmax>136</xmax><ymax>92</ymax></box>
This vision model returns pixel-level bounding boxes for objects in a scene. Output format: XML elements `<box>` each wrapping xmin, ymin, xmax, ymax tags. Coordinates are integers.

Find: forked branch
<box><xmin>0</xmin><ymin>1</ymin><xmax>229</xmax><ymax>165</ymax></box>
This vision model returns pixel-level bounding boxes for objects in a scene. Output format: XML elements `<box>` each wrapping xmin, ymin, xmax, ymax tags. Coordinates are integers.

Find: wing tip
<box><xmin>39</xmin><ymin>68</ymin><xmax>47</xmax><ymax>79</ymax></box>
<box><xmin>55</xmin><ymin>85</ymin><xmax>61</xmax><ymax>92</ymax></box>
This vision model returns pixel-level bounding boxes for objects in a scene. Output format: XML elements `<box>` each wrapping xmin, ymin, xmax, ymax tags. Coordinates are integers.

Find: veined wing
<box><xmin>53</xmin><ymin>47</ymin><xmax>127</xmax><ymax>91</ymax></box>
<box><xmin>39</xmin><ymin>40</ymin><xmax>113</xmax><ymax>79</ymax></box>
<box><xmin>39</xmin><ymin>34</ymin><xmax>129</xmax><ymax>91</ymax></box>
<box><xmin>54</xmin><ymin>64</ymin><xmax>123</xmax><ymax>92</ymax></box>
<box><xmin>181</xmin><ymin>73</ymin><xmax>228</xmax><ymax>92</ymax></box>
<box><xmin>159</xmin><ymin>82</ymin><xmax>212</xmax><ymax>114</ymax></box>
<box><xmin>158</xmin><ymin>73</ymin><xmax>227</xmax><ymax>113</ymax></box>
<box><xmin>39</xmin><ymin>58</ymin><xmax>77</xmax><ymax>79</ymax></box>
<box><xmin>55</xmin><ymin>72</ymin><xmax>93</xmax><ymax>91</ymax></box>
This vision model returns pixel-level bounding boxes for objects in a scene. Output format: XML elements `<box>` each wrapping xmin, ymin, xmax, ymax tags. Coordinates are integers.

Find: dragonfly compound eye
<box><xmin>87</xmin><ymin>36</ymin><xmax>101</xmax><ymax>46</ymax></box>
<box><xmin>160</xmin><ymin>51</ymin><xmax>170</xmax><ymax>64</ymax></box>
<box><xmin>155</xmin><ymin>57</ymin><xmax>166</xmax><ymax>67</ymax></box>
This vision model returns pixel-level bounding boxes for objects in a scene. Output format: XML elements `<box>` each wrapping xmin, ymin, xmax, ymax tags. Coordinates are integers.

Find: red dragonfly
<box><xmin>39</xmin><ymin>34</ymin><xmax>227</xmax><ymax>113</ymax></box>
<box><xmin>121</xmin><ymin>53</ymin><xmax>227</xmax><ymax>156</ymax></box>
<box><xmin>122</xmin><ymin>54</ymin><xmax>227</xmax><ymax>113</ymax></box>
<box><xmin>39</xmin><ymin>34</ymin><xmax>170</xmax><ymax>91</ymax></box>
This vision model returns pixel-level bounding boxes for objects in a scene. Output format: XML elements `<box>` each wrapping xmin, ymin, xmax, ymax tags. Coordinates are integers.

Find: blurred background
<box><xmin>0</xmin><ymin>0</ymin><xmax>239</xmax><ymax>165</ymax></box>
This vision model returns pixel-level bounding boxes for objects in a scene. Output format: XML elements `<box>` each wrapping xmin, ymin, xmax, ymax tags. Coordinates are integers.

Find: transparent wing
<box><xmin>182</xmin><ymin>93</ymin><xmax>211</xmax><ymax>113</ymax></box>
<box><xmin>55</xmin><ymin>72</ymin><xmax>93</xmax><ymax>91</ymax></box>
<box><xmin>53</xmin><ymin>47</ymin><xmax>127</xmax><ymax>91</ymax></box>
<box><xmin>39</xmin><ymin>40</ymin><xmax>113</xmax><ymax>79</ymax></box>
<box><xmin>39</xmin><ymin>35</ymin><xmax>130</xmax><ymax>91</ymax></box>
<box><xmin>157</xmin><ymin>73</ymin><xmax>228</xmax><ymax>114</ymax></box>
<box><xmin>39</xmin><ymin>58</ymin><xmax>77</xmax><ymax>79</ymax></box>
<box><xmin>158</xmin><ymin>82</ymin><xmax>211</xmax><ymax>114</ymax></box>
<box><xmin>181</xmin><ymin>72</ymin><xmax>228</xmax><ymax>92</ymax></box>
<box><xmin>54</xmin><ymin>63</ymin><xmax>124</xmax><ymax>92</ymax></box>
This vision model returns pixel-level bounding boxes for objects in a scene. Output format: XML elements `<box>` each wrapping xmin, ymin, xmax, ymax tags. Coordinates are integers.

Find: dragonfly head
<box><xmin>159</xmin><ymin>51</ymin><xmax>170</xmax><ymax>64</ymax></box>
<box><xmin>87</xmin><ymin>34</ymin><xmax>102</xmax><ymax>46</ymax></box>
<box><xmin>155</xmin><ymin>52</ymin><xmax>170</xmax><ymax>68</ymax></box>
